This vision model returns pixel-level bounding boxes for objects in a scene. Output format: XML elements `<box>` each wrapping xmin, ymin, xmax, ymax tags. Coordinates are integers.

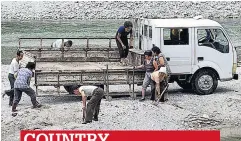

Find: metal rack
<box><xmin>19</xmin><ymin>37</ymin><xmax>146</xmax><ymax>99</ymax></box>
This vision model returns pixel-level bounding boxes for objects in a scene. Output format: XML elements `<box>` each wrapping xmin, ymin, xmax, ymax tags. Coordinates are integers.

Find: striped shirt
<box><xmin>14</xmin><ymin>68</ymin><xmax>33</xmax><ymax>88</ymax></box>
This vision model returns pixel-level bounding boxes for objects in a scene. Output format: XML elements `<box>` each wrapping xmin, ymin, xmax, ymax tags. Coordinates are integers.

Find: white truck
<box><xmin>134</xmin><ymin>16</ymin><xmax>239</xmax><ymax>95</ymax></box>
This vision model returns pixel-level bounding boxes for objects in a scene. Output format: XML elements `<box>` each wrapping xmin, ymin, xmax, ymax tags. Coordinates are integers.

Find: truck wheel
<box><xmin>192</xmin><ymin>69</ymin><xmax>218</xmax><ymax>95</ymax></box>
<box><xmin>176</xmin><ymin>80</ymin><xmax>192</xmax><ymax>90</ymax></box>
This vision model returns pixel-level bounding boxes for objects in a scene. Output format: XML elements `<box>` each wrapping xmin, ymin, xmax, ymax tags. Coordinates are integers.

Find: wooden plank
<box><xmin>35</xmin><ymin>69</ymin><xmax>145</xmax><ymax>86</ymax></box>
<box><xmin>35</xmin><ymin>57</ymin><xmax>120</xmax><ymax>62</ymax></box>
<box><xmin>25</xmin><ymin>50</ymin><xmax>119</xmax><ymax>55</ymax></box>
<box><xmin>35</xmin><ymin>80</ymin><xmax>144</xmax><ymax>86</ymax></box>
<box><xmin>35</xmin><ymin>69</ymin><xmax>145</xmax><ymax>74</ymax></box>
<box><xmin>19</xmin><ymin>37</ymin><xmax>121</xmax><ymax>40</ymax></box>
<box><xmin>36</xmin><ymin>92</ymin><xmax>141</xmax><ymax>97</ymax></box>
<box><xmin>21</xmin><ymin>45</ymin><xmax>119</xmax><ymax>50</ymax></box>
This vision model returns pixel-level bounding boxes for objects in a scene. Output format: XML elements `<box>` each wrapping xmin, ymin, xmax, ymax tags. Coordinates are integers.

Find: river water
<box><xmin>1</xmin><ymin>18</ymin><xmax>241</xmax><ymax>64</ymax></box>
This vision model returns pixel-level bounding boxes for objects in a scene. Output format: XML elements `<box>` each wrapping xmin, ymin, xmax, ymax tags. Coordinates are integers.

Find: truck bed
<box><xmin>35</xmin><ymin>61</ymin><xmax>145</xmax><ymax>87</ymax></box>
<box><xmin>18</xmin><ymin>38</ymin><xmax>146</xmax><ymax>97</ymax></box>
<box><xmin>36</xmin><ymin>62</ymin><xmax>134</xmax><ymax>71</ymax></box>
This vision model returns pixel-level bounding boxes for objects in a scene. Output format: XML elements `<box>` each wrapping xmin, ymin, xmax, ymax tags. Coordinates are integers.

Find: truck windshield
<box><xmin>197</xmin><ymin>28</ymin><xmax>229</xmax><ymax>53</ymax></box>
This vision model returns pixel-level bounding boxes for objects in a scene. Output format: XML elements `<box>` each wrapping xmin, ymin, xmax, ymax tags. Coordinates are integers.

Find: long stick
<box><xmin>82</xmin><ymin>95</ymin><xmax>87</xmax><ymax>122</ymax></box>
<box><xmin>82</xmin><ymin>107</ymin><xmax>86</xmax><ymax>122</ymax></box>
<box><xmin>154</xmin><ymin>84</ymin><xmax>168</xmax><ymax>106</ymax></box>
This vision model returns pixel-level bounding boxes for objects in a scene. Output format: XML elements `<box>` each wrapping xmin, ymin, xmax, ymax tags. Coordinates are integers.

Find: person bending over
<box><xmin>74</xmin><ymin>85</ymin><xmax>104</xmax><ymax>124</ymax></box>
<box><xmin>51</xmin><ymin>39</ymin><xmax>73</xmax><ymax>49</ymax></box>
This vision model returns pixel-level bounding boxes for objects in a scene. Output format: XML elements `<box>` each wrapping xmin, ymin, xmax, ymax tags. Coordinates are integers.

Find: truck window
<box><xmin>163</xmin><ymin>28</ymin><xmax>189</xmax><ymax>45</ymax></box>
<box><xmin>144</xmin><ymin>25</ymin><xmax>148</xmax><ymax>36</ymax></box>
<box><xmin>149</xmin><ymin>26</ymin><xmax>152</xmax><ymax>38</ymax></box>
<box><xmin>197</xmin><ymin>29</ymin><xmax>229</xmax><ymax>53</ymax></box>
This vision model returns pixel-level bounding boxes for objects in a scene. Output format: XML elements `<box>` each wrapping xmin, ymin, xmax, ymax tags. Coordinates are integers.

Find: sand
<box><xmin>1</xmin><ymin>64</ymin><xmax>241</xmax><ymax>141</ymax></box>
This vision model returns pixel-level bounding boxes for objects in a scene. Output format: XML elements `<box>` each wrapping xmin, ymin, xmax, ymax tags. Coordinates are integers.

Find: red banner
<box><xmin>21</xmin><ymin>130</ymin><xmax>220</xmax><ymax>141</ymax></box>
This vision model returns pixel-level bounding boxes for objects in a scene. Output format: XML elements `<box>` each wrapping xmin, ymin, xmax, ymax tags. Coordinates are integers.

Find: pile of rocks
<box><xmin>1</xmin><ymin>1</ymin><xmax>241</xmax><ymax>20</ymax></box>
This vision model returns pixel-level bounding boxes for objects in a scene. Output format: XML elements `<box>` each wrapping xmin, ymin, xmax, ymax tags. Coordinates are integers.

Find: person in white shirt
<box><xmin>74</xmin><ymin>85</ymin><xmax>104</xmax><ymax>124</ymax></box>
<box><xmin>51</xmin><ymin>39</ymin><xmax>73</xmax><ymax>49</ymax></box>
<box><xmin>5</xmin><ymin>50</ymin><xmax>24</xmax><ymax>106</ymax></box>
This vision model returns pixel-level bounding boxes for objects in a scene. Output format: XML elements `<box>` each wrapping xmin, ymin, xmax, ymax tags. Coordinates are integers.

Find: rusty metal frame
<box><xmin>34</xmin><ymin>67</ymin><xmax>145</xmax><ymax>96</ymax></box>
<box><xmin>18</xmin><ymin>37</ymin><xmax>123</xmax><ymax>49</ymax></box>
<box><xmin>20</xmin><ymin>37</ymin><xmax>145</xmax><ymax>97</ymax></box>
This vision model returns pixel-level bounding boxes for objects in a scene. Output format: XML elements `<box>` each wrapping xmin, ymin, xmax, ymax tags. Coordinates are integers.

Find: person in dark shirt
<box><xmin>115</xmin><ymin>21</ymin><xmax>134</xmax><ymax>65</ymax></box>
<box><xmin>134</xmin><ymin>50</ymin><xmax>158</xmax><ymax>101</ymax></box>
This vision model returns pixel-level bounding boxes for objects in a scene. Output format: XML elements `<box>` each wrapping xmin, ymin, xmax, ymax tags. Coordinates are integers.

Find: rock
<box><xmin>12</xmin><ymin>113</ymin><xmax>18</xmax><ymax>117</ymax></box>
<box><xmin>202</xmin><ymin>114</ymin><xmax>209</xmax><ymax>119</ymax></box>
<box><xmin>1</xmin><ymin>1</ymin><xmax>241</xmax><ymax>20</ymax></box>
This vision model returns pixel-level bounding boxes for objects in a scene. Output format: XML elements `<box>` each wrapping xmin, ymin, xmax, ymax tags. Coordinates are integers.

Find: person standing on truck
<box><xmin>3</xmin><ymin>50</ymin><xmax>24</xmax><ymax>106</ymax></box>
<box><xmin>115</xmin><ymin>21</ymin><xmax>134</xmax><ymax>66</ymax></box>
<box><xmin>74</xmin><ymin>85</ymin><xmax>104</xmax><ymax>124</ymax></box>
<box><xmin>12</xmin><ymin>62</ymin><xmax>42</xmax><ymax>113</ymax></box>
<box><xmin>51</xmin><ymin>39</ymin><xmax>73</xmax><ymax>49</ymax></box>
<box><xmin>151</xmin><ymin>45</ymin><xmax>169</xmax><ymax>104</ymax></box>
<box><xmin>134</xmin><ymin>50</ymin><xmax>157</xmax><ymax>101</ymax></box>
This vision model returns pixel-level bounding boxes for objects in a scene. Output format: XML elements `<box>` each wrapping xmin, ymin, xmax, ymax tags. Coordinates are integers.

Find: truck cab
<box><xmin>133</xmin><ymin>16</ymin><xmax>238</xmax><ymax>95</ymax></box>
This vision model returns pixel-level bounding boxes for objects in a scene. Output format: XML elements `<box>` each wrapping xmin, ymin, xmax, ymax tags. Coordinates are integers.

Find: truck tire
<box><xmin>191</xmin><ymin>69</ymin><xmax>218</xmax><ymax>95</ymax></box>
<box><xmin>176</xmin><ymin>80</ymin><xmax>192</xmax><ymax>90</ymax></box>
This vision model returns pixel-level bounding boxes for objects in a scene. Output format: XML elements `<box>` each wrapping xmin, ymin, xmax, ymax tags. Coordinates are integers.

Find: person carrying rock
<box><xmin>134</xmin><ymin>50</ymin><xmax>158</xmax><ymax>101</ymax></box>
<box><xmin>3</xmin><ymin>50</ymin><xmax>24</xmax><ymax>106</ymax></box>
<box><xmin>12</xmin><ymin>62</ymin><xmax>42</xmax><ymax>113</ymax></box>
<box><xmin>115</xmin><ymin>21</ymin><xmax>134</xmax><ymax>66</ymax></box>
<box><xmin>74</xmin><ymin>85</ymin><xmax>104</xmax><ymax>124</ymax></box>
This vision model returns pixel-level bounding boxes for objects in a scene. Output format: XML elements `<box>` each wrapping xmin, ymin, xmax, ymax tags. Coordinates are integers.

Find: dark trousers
<box><xmin>85</xmin><ymin>88</ymin><xmax>104</xmax><ymax>121</ymax></box>
<box><xmin>13</xmin><ymin>87</ymin><xmax>38</xmax><ymax>106</ymax></box>
<box><xmin>8</xmin><ymin>73</ymin><xmax>15</xmax><ymax>105</ymax></box>
<box><xmin>151</xmin><ymin>80</ymin><xmax>168</xmax><ymax>102</ymax></box>
<box><xmin>116</xmin><ymin>38</ymin><xmax>129</xmax><ymax>58</ymax></box>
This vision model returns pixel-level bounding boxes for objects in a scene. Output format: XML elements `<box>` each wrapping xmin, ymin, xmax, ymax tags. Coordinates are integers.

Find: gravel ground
<box><xmin>1</xmin><ymin>1</ymin><xmax>241</xmax><ymax>20</ymax></box>
<box><xmin>1</xmin><ymin>65</ymin><xmax>241</xmax><ymax>141</ymax></box>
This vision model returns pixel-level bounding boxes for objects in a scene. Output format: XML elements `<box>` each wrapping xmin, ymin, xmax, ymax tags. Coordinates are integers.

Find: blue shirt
<box><xmin>14</xmin><ymin>68</ymin><xmax>33</xmax><ymax>88</ymax></box>
<box><xmin>116</xmin><ymin>26</ymin><xmax>132</xmax><ymax>38</ymax></box>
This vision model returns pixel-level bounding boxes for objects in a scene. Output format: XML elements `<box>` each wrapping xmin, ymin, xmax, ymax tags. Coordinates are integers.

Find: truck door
<box><xmin>143</xmin><ymin>25</ymin><xmax>149</xmax><ymax>50</ymax></box>
<box><xmin>133</xmin><ymin>18</ymin><xmax>142</xmax><ymax>50</ymax></box>
<box><xmin>194</xmin><ymin>28</ymin><xmax>233</xmax><ymax>79</ymax></box>
<box><xmin>161</xmin><ymin>28</ymin><xmax>192</xmax><ymax>74</ymax></box>
<box><xmin>142</xmin><ymin>23</ymin><xmax>153</xmax><ymax>50</ymax></box>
